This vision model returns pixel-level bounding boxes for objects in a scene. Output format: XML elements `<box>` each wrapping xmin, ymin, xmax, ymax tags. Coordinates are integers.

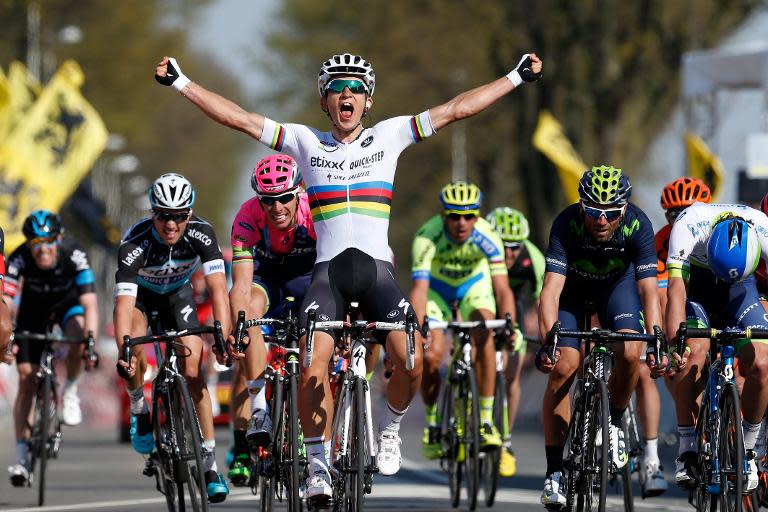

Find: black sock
<box><xmin>545</xmin><ymin>445</ymin><xmax>564</xmax><ymax>477</ymax></box>
<box><xmin>609</xmin><ymin>405</ymin><xmax>625</xmax><ymax>429</ymax></box>
<box><xmin>136</xmin><ymin>412</ymin><xmax>152</xmax><ymax>436</ymax></box>
<box><xmin>233</xmin><ymin>429</ymin><xmax>249</xmax><ymax>456</ymax></box>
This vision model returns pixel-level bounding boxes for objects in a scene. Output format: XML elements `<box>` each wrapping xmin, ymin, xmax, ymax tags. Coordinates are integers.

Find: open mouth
<box><xmin>340</xmin><ymin>102</ymin><xmax>354</xmax><ymax>121</ymax></box>
<box><xmin>271</xmin><ymin>212</ymin><xmax>288</xmax><ymax>224</ymax></box>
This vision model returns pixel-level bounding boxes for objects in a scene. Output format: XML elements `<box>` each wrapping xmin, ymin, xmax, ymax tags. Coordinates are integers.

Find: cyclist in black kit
<box><xmin>113</xmin><ymin>173</ymin><xmax>232</xmax><ymax>503</ymax></box>
<box><xmin>3</xmin><ymin>212</ymin><xmax>98</xmax><ymax>486</ymax></box>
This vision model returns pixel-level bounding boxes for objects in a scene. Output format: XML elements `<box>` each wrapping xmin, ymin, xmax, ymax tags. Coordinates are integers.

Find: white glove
<box><xmin>506</xmin><ymin>54</ymin><xmax>542</xmax><ymax>87</ymax></box>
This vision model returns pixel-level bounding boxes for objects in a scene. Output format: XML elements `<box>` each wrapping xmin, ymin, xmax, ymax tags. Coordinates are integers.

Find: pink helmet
<box><xmin>250</xmin><ymin>154</ymin><xmax>301</xmax><ymax>196</ymax></box>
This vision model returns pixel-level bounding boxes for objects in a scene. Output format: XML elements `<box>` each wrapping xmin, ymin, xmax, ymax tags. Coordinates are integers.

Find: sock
<box><xmin>247</xmin><ymin>379</ymin><xmax>267</xmax><ymax>413</ymax></box>
<box><xmin>424</xmin><ymin>403</ymin><xmax>438</xmax><ymax>427</ymax></box>
<box><xmin>545</xmin><ymin>445</ymin><xmax>564</xmax><ymax>477</ymax></box>
<box><xmin>643</xmin><ymin>437</ymin><xmax>659</xmax><ymax>465</ymax></box>
<box><xmin>678</xmin><ymin>424</ymin><xmax>696</xmax><ymax>456</ymax></box>
<box><xmin>379</xmin><ymin>402</ymin><xmax>408</xmax><ymax>433</ymax></box>
<box><xmin>16</xmin><ymin>441</ymin><xmax>28</xmax><ymax>466</ymax></box>
<box><xmin>127</xmin><ymin>385</ymin><xmax>148</xmax><ymax>415</ymax></box>
<box><xmin>609</xmin><ymin>405</ymin><xmax>626</xmax><ymax>429</ymax></box>
<box><xmin>479</xmin><ymin>396</ymin><xmax>494</xmax><ymax>425</ymax></box>
<box><xmin>306</xmin><ymin>436</ymin><xmax>328</xmax><ymax>472</ymax></box>
<box><xmin>744</xmin><ymin>419</ymin><xmax>762</xmax><ymax>451</ymax></box>
<box><xmin>233</xmin><ymin>429</ymin><xmax>249</xmax><ymax>457</ymax></box>
<box><xmin>203</xmin><ymin>439</ymin><xmax>218</xmax><ymax>473</ymax></box>
<box><xmin>63</xmin><ymin>378</ymin><xmax>78</xmax><ymax>396</ymax></box>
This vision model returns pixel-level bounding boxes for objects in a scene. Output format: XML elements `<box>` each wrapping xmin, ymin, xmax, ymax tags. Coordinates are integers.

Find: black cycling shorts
<box><xmin>298</xmin><ymin>248</ymin><xmax>412</xmax><ymax>344</ymax></box>
<box><xmin>135</xmin><ymin>283</ymin><xmax>201</xmax><ymax>333</ymax></box>
<box><xmin>16</xmin><ymin>297</ymin><xmax>84</xmax><ymax>365</ymax></box>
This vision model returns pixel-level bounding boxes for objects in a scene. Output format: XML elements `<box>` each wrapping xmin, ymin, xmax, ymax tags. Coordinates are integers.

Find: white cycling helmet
<box><xmin>149</xmin><ymin>172</ymin><xmax>196</xmax><ymax>210</ymax></box>
<box><xmin>318</xmin><ymin>53</ymin><xmax>376</xmax><ymax>97</ymax></box>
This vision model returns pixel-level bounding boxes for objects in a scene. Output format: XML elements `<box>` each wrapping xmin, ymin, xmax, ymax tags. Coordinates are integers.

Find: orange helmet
<box><xmin>660</xmin><ymin>177</ymin><xmax>711</xmax><ymax>210</ymax></box>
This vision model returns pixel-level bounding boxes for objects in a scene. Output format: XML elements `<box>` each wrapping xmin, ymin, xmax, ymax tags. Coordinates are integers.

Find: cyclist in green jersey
<box><xmin>486</xmin><ymin>206</ymin><xmax>545</xmax><ymax>477</ymax></box>
<box><xmin>410</xmin><ymin>182</ymin><xmax>516</xmax><ymax>459</ymax></box>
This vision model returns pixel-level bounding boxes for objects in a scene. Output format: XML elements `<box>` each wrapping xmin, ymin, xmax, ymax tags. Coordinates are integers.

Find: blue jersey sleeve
<box><xmin>627</xmin><ymin>206</ymin><xmax>657</xmax><ymax>280</ymax></box>
<box><xmin>544</xmin><ymin>209</ymin><xmax>571</xmax><ymax>275</ymax></box>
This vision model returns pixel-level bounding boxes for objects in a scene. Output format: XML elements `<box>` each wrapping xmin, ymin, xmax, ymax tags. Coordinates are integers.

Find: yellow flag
<box><xmin>0</xmin><ymin>60</ymin><xmax>108</xmax><ymax>251</ymax></box>
<box><xmin>685</xmin><ymin>132</ymin><xmax>724</xmax><ymax>201</ymax></box>
<box><xmin>0</xmin><ymin>68</ymin><xmax>10</xmax><ymax>137</ymax></box>
<box><xmin>0</xmin><ymin>61</ymin><xmax>42</xmax><ymax>141</ymax></box>
<box><xmin>532</xmin><ymin>111</ymin><xmax>589</xmax><ymax>204</ymax></box>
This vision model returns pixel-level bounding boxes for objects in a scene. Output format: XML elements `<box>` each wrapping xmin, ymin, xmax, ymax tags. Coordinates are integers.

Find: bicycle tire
<box><xmin>719</xmin><ymin>382</ymin><xmax>743</xmax><ymax>512</ymax></box>
<box><xmin>695</xmin><ymin>397</ymin><xmax>718</xmax><ymax>512</ymax></box>
<box><xmin>563</xmin><ymin>385</ymin><xmax>584</xmax><ymax>512</ymax></box>
<box><xmin>482</xmin><ymin>369</ymin><xmax>505</xmax><ymax>507</ymax></box>
<box><xmin>621</xmin><ymin>423</ymin><xmax>634</xmax><ymax>512</ymax></box>
<box><xmin>440</xmin><ymin>376</ymin><xmax>461</xmax><ymax>508</ymax></box>
<box><xmin>464</xmin><ymin>367</ymin><xmax>481</xmax><ymax>511</ymax></box>
<box><xmin>173</xmin><ymin>377</ymin><xmax>209</xmax><ymax>512</ymax></box>
<box><xmin>577</xmin><ymin>379</ymin><xmax>608</xmax><ymax>512</ymax></box>
<box><xmin>153</xmin><ymin>379</ymin><xmax>179</xmax><ymax>511</ymax></box>
<box><xmin>36</xmin><ymin>374</ymin><xmax>53</xmax><ymax>507</ymax></box>
<box><xmin>287</xmin><ymin>370</ymin><xmax>303</xmax><ymax>512</ymax></box>
<box><xmin>260</xmin><ymin>374</ymin><xmax>283</xmax><ymax>512</ymax></box>
<box><xmin>342</xmin><ymin>377</ymin><xmax>365</xmax><ymax>512</ymax></box>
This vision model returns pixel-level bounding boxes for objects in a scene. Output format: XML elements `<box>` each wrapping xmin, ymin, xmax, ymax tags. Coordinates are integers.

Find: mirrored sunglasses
<box><xmin>446</xmin><ymin>213</ymin><xmax>477</xmax><ymax>221</ymax></box>
<box><xmin>324</xmin><ymin>78</ymin><xmax>369</xmax><ymax>95</ymax></box>
<box><xmin>260</xmin><ymin>193</ymin><xmax>297</xmax><ymax>206</ymax></box>
<box><xmin>28</xmin><ymin>236</ymin><xmax>57</xmax><ymax>248</ymax></box>
<box><xmin>153</xmin><ymin>210</ymin><xmax>190</xmax><ymax>223</ymax></box>
<box><xmin>582</xmin><ymin>203</ymin><xmax>624</xmax><ymax>222</ymax></box>
<box><xmin>504</xmin><ymin>242</ymin><xmax>522</xmax><ymax>250</ymax></box>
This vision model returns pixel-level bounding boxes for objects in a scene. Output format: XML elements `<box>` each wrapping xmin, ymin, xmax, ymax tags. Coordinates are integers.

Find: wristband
<box><xmin>167</xmin><ymin>57</ymin><xmax>191</xmax><ymax>93</ymax></box>
<box><xmin>506</xmin><ymin>69</ymin><xmax>523</xmax><ymax>87</ymax></box>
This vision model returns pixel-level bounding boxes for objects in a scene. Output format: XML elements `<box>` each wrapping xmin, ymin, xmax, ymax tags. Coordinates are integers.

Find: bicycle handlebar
<box><xmin>13</xmin><ymin>330</ymin><xmax>99</xmax><ymax>368</ymax></box>
<box><xmin>121</xmin><ymin>322</ymin><xmax>225</xmax><ymax>370</ymax></box>
<box><xmin>427</xmin><ymin>318</ymin><xmax>510</xmax><ymax>331</ymax></box>
<box><xmin>676</xmin><ymin>323</ymin><xmax>768</xmax><ymax>343</ymax></box>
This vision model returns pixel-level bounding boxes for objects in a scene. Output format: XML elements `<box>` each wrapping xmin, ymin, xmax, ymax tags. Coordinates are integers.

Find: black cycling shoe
<box><xmin>674</xmin><ymin>451</ymin><xmax>698</xmax><ymax>490</ymax></box>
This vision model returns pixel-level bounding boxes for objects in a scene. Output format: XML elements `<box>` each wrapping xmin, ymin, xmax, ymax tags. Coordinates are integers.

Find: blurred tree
<box><xmin>0</xmin><ymin>0</ymin><xmax>248</xmax><ymax>236</ymax></box>
<box><xmin>263</xmin><ymin>0</ymin><xmax>758</xmax><ymax>287</ymax></box>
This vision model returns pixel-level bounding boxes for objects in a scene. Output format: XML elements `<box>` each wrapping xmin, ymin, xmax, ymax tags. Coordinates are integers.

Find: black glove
<box><xmin>155</xmin><ymin>57</ymin><xmax>191</xmax><ymax>92</ymax></box>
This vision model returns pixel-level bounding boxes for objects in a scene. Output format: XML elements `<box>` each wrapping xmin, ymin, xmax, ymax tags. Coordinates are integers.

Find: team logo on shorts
<box><xmin>387</xmin><ymin>310</ymin><xmax>399</xmax><ymax>319</ymax></box>
<box><xmin>319</xmin><ymin>314</ymin><xmax>330</xmax><ymax>321</ymax></box>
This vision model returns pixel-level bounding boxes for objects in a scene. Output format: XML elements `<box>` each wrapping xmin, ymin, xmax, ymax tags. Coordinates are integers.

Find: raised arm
<box><xmin>428</xmin><ymin>53</ymin><xmax>542</xmax><ymax>131</ymax></box>
<box><xmin>155</xmin><ymin>56</ymin><xmax>265</xmax><ymax>140</ymax></box>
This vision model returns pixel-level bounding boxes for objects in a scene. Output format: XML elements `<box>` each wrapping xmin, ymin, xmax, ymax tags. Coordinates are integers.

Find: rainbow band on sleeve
<box><xmin>265</xmin><ymin>122</ymin><xmax>286</xmax><ymax>151</ymax></box>
<box><xmin>410</xmin><ymin>111</ymin><xmax>434</xmax><ymax>143</ymax></box>
<box><xmin>307</xmin><ymin>181</ymin><xmax>393</xmax><ymax>222</ymax></box>
<box><xmin>232</xmin><ymin>246</ymin><xmax>254</xmax><ymax>264</ymax></box>
<box><xmin>667</xmin><ymin>263</ymin><xmax>690</xmax><ymax>280</ymax></box>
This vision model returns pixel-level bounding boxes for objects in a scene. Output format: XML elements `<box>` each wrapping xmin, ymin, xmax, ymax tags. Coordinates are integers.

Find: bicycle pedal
<box><xmin>306</xmin><ymin>495</ymin><xmax>333</xmax><ymax>510</ymax></box>
<box><xmin>142</xmin><ymin>461</ymin><xmax>157</xmax><ymax>478</ymax></box>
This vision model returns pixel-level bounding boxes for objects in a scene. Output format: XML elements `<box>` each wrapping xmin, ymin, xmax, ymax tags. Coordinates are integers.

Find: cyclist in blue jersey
<box><xmin>155</xmin><ymin>50</ymin><xmax>542</xmax><ymax>502</ymax></box>
<box><xmin>536</xmin><ymin>166</ymin><xmax>664</xmax><ymax>507</ymax></box>
<box><xmin>114</xmin><ymin>174</ymin><xmax>232</xmax><ymax>503</ymax></box>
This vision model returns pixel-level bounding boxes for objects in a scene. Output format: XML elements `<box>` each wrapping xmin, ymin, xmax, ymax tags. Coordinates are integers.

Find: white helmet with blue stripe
<box><xmin>707</xmin><ymin>216</ymin><xmax>760</xmax><ymax>283</ymax></box>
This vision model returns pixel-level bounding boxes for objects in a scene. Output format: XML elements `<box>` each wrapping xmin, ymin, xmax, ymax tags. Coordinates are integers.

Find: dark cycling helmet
<box><xmin>660</xmin><ymin>177</ymin><xmax>711</xmax><ymax>210</ymax></box>
<box><xmin>23</xmin><ymin>210</ymin><xmax>62</xmax><ymax>240</ymax></box>
<box><xmin>578</xmin><ymin>165</ymin><xmax>632</xmax><ymax>206</ymax></box>
<box><xmin>707</xmin><ymin>217</ymin><xmax>760</xmax><ymax>283</ymax></box>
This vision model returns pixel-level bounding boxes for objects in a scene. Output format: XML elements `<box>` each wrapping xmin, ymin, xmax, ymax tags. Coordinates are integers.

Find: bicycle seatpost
<box><xmin>304</xmin><ymin>310</ymin><xmax>316</xmax><ymax>368</ymax></box>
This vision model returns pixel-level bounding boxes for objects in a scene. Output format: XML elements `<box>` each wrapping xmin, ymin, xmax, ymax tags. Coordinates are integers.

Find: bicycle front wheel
<box><xmin>286</xmin><ymin>372</ymin><xmax>303</xmax><ymax>512</ymax></box>
<box><xmin>482</xmin><ymin>369</ymin><xmax>505</xmax><ymax>507</ymax></box>
<box><xmin>719</xmin><ymin>382</ymin><xmax>743</xmax><ymax>512</ymax></box>
<box><xmin>462</xmin><ymin>368</ymin><xmax>481</xmax><ymax>511</ymax></box>
<box><xmin>35</xmin><ymin>374</ymin><xmax>55</xmax><ymax>507</ymax></box>
<box><xmin>260</xmin><ymin>375</ymin><xmax>283</xmax><ymax>512</ymax></box>
<box><xmin>576</xmin><ymin>379</ymin><xmax>608</xmax><ymax>512</ymax></box>
<box><xmin>695</xmin><ymin>397</ymin><xmax>717</xmax><ymax>512</ymax></box>
<box><xmin>620</xmin><ymin>420</ymin><xmax>634</xmax><ymax>512</ymax></box>
<box><xmin>173</xmin><ymin>377</ymin><xmax>209</xmax><ymax>512</ymax></box>
<box><xmin>345</xmin><ymin>377</ymin><xmax>367</xmax><ymax>512</ymax></box>
<box><xmin>440</xmin><ymin>374</ymin><xmax>461</xmax><ymax>508</ymax></box>
<box><xmin>153</xmin><ymin>379</ymin><xmax>178</xmax><ymax>511</ymax></box>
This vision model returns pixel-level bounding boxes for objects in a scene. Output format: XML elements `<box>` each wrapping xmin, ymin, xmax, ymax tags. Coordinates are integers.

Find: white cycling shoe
<box><xmin>541</xmin><ymin>471</ymin><xmax>567</xmax><ymax>508</ymax></box>
<box><xmin>641</xmin><ymin>460</ymin><xmax>668</xmax><ymax>496</ymax></box>
<box><xmin>376</xmin><ymin>430</ymin><xmax>402</xmax><ymax>476</ymax></box>
<box><xmin>8</xmin><ymin>463</ymin><xmax>30</xmax><ymax>487</ymax></box>
<box><xmin>746</xmin><ymin>450</ymin><xmax>759</xmax><ymax>492</ymax></box>
<box><xmin>62</xmin><ymin>390</ymin><xmax>82</xmax><ymax>426</ymax></box>
<box><xmin>305</xmin><ymin>466</ymin><xmax>333</xmax><ymax>502</ymax></box>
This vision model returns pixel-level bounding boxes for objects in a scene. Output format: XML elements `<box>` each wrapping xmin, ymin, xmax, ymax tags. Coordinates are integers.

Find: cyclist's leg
<box><xmin>636</xmin><ymin>355</ymin><xmax>668</xmax><ymax>493</ymax></box>
<box><xmin>297</xmin><ymin>261</ymin><xmax>341</xmax><ymax>499</ymax></box>
<box><xmin>241</xmin><ymin>283</ymin><xmax>270</xmax><ymax>447</ymax></box>
<box><xmin>467</xmin><ymin>306</ymin><xmax>501</xmax><ymax>448</ymax></box>
<box><xmin>61</xmin><ymin>309</ymin><xmax>86</xmax><ymax>426</ymax></box>
<box><xmin>227</xmin><ymin>360</ymin><xmax>252</xmax><ymax>483</ymax></box>
<box><xmin>421</xmin><ymin>293</ymin><xmax>448</xmax><ymax>458</ymax></box>
<box><xmin>11</xmin><ymin>332</ymin><xmax>43</xmax><ymax>482</ymax></box>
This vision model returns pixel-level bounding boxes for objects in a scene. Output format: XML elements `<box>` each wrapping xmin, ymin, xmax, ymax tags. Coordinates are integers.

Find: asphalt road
<box><xmin>0</xmin><ymin>370</ymin><xmax>692</xmax><ymax>511</ymax></box>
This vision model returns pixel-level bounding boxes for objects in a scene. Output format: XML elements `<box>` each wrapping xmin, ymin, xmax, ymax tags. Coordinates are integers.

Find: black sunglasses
<box><xmin>446</xmin><ymin>213</ymin><xmax>477</xmax><ymax>221</ymax></box>
<box><xmin>260</xmin><ymin>193</ymin><xmax>297</xmax><ymax>206</ymax></box>
<box><xmin>153</xmin><ymin>210</ymin><xmax>190</xmax><ymax>223</ymax></box>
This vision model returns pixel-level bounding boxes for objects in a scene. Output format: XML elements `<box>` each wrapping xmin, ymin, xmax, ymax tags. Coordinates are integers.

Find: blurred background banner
<box><xmin>684</xmin><ymin>132</ymin><xmax>724</xmax><ymax>201</ymax></box>
<box><xmin>0</xmin><ymin>61</ymin><xmax>41</xmax><ymax>141</ymax></box>
<box><xmin>532</xmin><ymin>111</ymin><xmax>588</xmax><ymax>205</ymax></box>
<box><xmin>0</xmin><ymin>59</ymin><xmax>107</xmax><ymax>251</ymax></box>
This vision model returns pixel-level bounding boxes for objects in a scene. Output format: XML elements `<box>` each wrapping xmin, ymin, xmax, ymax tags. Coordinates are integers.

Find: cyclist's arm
<box><xmin>538</xmin><ymin>271</ymin><xmax>565</xmax><ymax>340</ymax></box>
<box><xmin>664</xmin><ymin>275</ymin><xmax>687</xmax><ymax>340</ymax></box>
<box><xmin>491</xmin><ymin>274</ymin><xmax>515</xmax><ymax>324</ymax></box>
<box><xmin>113</xmin><ymin>294</ymin><xmax>136</xmax><ymax>352</ymax></box>
<box><xmin>637</xmin><ymin>276</ymin><xmax>661</xmax><ymax>335</ymax></box>
<box><xmin>155</xmin><ymin>56</ymin><xmax>265</xmax><ymax>140</ymax></box>
<box><xmin>205</xmin><ymin>271</ymin><xmax>231</xmax><ymax>339</ymax></box>
<box><xmin>78</xmin><ymin>292</ymin><xmax>99</xmax><ymax>338</ymax></box>
<box><xmin>229</xmin><ymin>257</ymin><xmax>254</xmax><ymax>326</ymax></box>
<box><xmin>428</xmin><ymin>53</ymin><xmax>542</xmax><ymax>131</ymax></box>
<box><xmin>409</xmin><ymin>278</ymin><xmax>430</xmax><ymax>325</ymax></box>
<box><xmin>0</xmin><ymin>299</ymin><xmax>11</xmax><ymax>356</ymax></box>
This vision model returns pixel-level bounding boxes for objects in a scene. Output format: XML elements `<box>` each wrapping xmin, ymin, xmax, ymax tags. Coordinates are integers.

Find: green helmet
<box><xmin>578</xmin><ymin>165</ymin><xmax>632</xmax><ymax>206</ymax></box>
<box><xmin>486</xmin><ymin>207</ymin><xmax>529</xmax><ymax>243</ymax></box>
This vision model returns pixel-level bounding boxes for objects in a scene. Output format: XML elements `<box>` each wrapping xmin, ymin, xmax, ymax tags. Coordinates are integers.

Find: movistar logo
<box><xmin>622</xmin><ymin>218</ymin><xmax>640</xmax><ymax>237</ymax></box>
<box><xmin>569</xmin><ymin>219</ymin><xmax>585</xmax><ymax>237</ymax></box>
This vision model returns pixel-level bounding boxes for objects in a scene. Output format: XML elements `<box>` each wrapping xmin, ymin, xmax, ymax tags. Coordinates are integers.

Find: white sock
<box><xmin>306</xmin><ymin>436</ymin><xmax>329</xmax><ymax>472</ymax></box>
<box><xmin>203</xmin><ymin>439</ymin><xmax>217</xmax><ymax>473</ymax></box>
<box><xmin>247</xmin><ymin>379</ymin><xmax>267</xmax><ymax>412</ymax></box>
<box><xmin>678</xmin><ymin>425</ymin><xmax>696</xmax><ymax>456</ymax></box>
<box><xmin>15</xmin><ymin>441</ymin><xmax>28</xmax><ymax>466</ymax></box>
<box><xmin>744</xmin><ymin>419</ymin><xmax>762</xmax><ymax>451</ymax></box>
<box><xmin>127</xmin><ymin>386</ymin><xmax>148</xmax><ymax>415</ymax></box>
<box><xmin>379</xmin><ymin>402</ymin><xmax>408</xmax><ymax>433</ymax></box>
<box><xmin>63</xmin><ymin>378</ymin><xmax>78</xmax><ymax>396</ymax></box>
<box><xmin>643</xmin><ymin>438</ymin><xmax>659</xmax><ymax>465</ymax></box>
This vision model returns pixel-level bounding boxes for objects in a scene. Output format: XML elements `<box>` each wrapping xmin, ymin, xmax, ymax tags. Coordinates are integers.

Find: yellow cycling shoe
<box><xmin>480</xmin><ymin>423</ymin><xmax>502</xmax><ymax>451</ymax></box>
<box><xmin>499</xmin><ymin>447</ymin><xmax>517</xmax><ymax>477</ymax></box>
<box><xmin>422</xmin><ymin>426</ymin><xmax>443</xmax><ymax>460</ymax></box>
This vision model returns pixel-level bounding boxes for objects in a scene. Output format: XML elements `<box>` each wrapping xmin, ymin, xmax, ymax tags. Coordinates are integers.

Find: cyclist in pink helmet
<box><xmin>226</xmin><ymin>154</ymin><xmax>317</xmax><ymax>486</ymax></box>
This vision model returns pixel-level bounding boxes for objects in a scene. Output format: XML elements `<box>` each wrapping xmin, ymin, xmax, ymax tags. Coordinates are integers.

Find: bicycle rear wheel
<box><xmin>173</xmin><ymin>377</ymin><xmax>209</xmax><ymax>512</ymax></box>
<box><xmin>153</xmin><ymin>379</ymin><xmax>179</xmax><ymax>511</ymax></box>
<box><xmin>35</xmin><ymin>374</ymin><xmax>55</xmax><ymax>507</ymax></box>
<box><xmin>440</xmin><ymin>376</ymin><xmax>461</xmax><ymax>508</ymax></box>
<box><xmin>719</xmin><ymin>383</ymin><xmax>743</xmax><ymax>512</ymax></box>
<box><xmin>482</xmin><ymin>369</ymin><xmax>505</xmax><ymax>507</ymax></box>
<box><xmin>463</xmin><ymin>368</ymin><xmax>481</xmax><ymax>511</ymax></box>
<box><xmin>576</xmin><ymin>379</ymin><xmax>608</xmax><ymax>512</ymax></box>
